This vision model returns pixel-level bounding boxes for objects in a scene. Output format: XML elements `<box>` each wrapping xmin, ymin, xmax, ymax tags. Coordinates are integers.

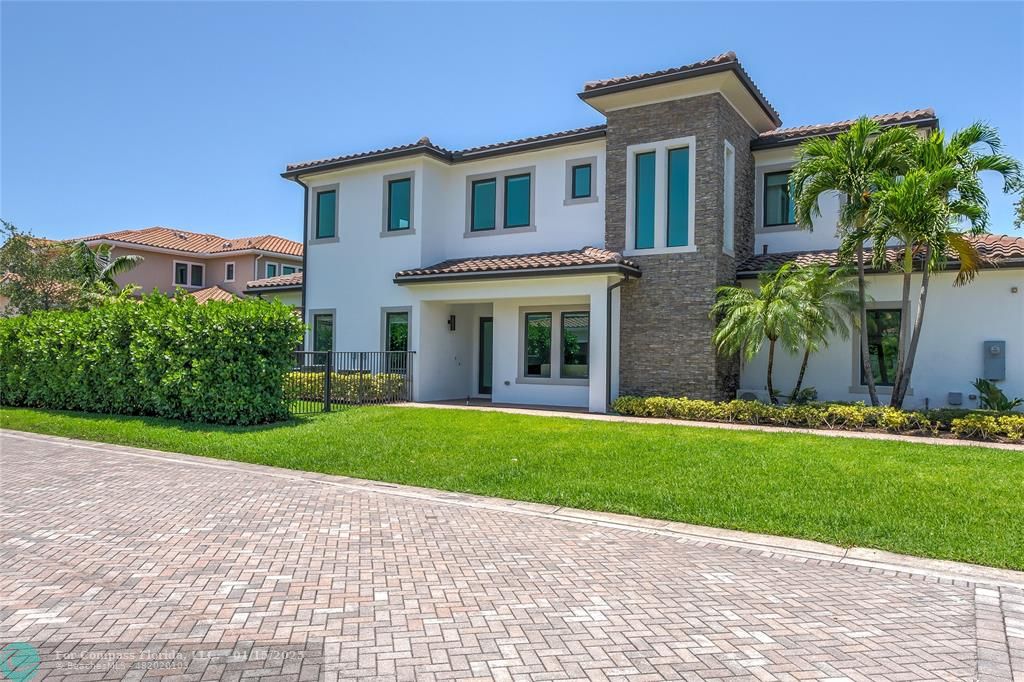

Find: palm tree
<box><xmin>711</xmin><ymin>263</ymin><xmax>805</xmax><ymax>403</ymax></box>
<box><xmin>868</xmin><ymin>123</ymin><xmax>1021</xmax><ymax>408</ymax></box>
<box><xmin>790</xmin><ymin>117</ymin><xmax>917</xmax><ymax>406</ymax></box>
<box><xmin>790</xmin><ymin>265</ymin><xmax>860</xmax><ymax>398</ymax></box>
<box><xmin>68</xmin><ymin>241</ymin><xmax>144</xmax><ymax>293</ymax></box>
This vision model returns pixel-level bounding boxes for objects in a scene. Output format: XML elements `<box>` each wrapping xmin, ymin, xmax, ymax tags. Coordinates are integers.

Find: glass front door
<box><xmin>478</xmin><ymin>317</ymin><xmax>493</xmax><ymax>395</ymax></box>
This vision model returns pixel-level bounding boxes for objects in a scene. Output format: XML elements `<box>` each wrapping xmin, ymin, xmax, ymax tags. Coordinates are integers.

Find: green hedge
<box><xmin>283</xmin><ymin>371</ymin><xmax>407</xmax><ymax>404</ymax></box>
<box><xmin>611</xmin><ymin>396</ymin><xmax>1024</xmax><ymax>443</ymax></box>
<box><xmin>0</xmin><ymin>293</ymin><xmax>304</xmax><ymax>425</ymax></box>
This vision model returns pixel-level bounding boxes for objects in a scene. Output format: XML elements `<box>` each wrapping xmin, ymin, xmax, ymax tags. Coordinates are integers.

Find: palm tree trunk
<box><xmin>892</xmin><ymin>246</ymin><xmax>931</xmax><ymax>408</ymax></box>
<box><xmin>792</xmin><ymin>345</ymin><xmax>811</xmax><ymax>398</ymax></box>
<box><xmin>855</xmin><ymin>242</ymin><xmax>880</xmax><ymax>406</ymax></box>
<box><xmin>889</xmin><ymin>246</ymin><xmax>914</xmax><ymax>407</ymax></box>
<box><xmin>766</xmin><ymin>338</ymin><xmax>778</xmax><ymax>404</ymax></box>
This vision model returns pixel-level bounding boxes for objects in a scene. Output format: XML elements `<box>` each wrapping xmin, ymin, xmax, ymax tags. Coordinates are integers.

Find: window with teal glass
<box><xmin>504</xmin><ymin>174</ymin><xmax>531</xmax><ymax>228</ymax></box>
<box><xmin>316</xmin><ymin>190</ymin><xmax>336</xmax><ymax>239</ymax></box>
<box><xmin>471</xmin><ymin>179</ymin><xmax>496</xmax><ymax>231</ymax></box>
<box><xmin>387</xmin><ymin>178</ymin><xmax>411</xmax><ymax>231</ymax></box>
<box><xmin>634</xmin><ymin>152</ymin><xmax>655</xmax><ymax>249</ymax></box>
<box><xmin>667</xmin><ymin>147</ymin><xmax>690</xmax><ymax>247</ymax></box>
<box><xmin>282</xmin><ymin>265</ymin><xmax>296</xmax><ymax>275</ymax></box>
<box><xmin>571</xmin><ymin>164</ymin><xmax>591</xmax><ymax>199</ymax></box>
<box><xmin>267</xmin><ymin>263</ymin><xmax>277</xmax><ymax>278</ymax></box>
<box><xmin>764</xmin><ymin>171</ymin><xmax>796</xmax><ymax>226</ymax></box>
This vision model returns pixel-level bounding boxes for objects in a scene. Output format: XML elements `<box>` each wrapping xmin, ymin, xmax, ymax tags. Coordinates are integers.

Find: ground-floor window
<box><xmin>385</xmin><ymin>311</ymin><xmax>409</xmax><ymax>352</ymax></box>
<box><xmin>312</xmin><ymin>313</ymin><xmax>333</xmax><ymax>353</ymax></box>
<box><xmin>863</xmin><ymin>309</ymin><xmax>901</xmax><ymax>386</ymax></box>
<box><xmin>560</xmin><ymin>312</ymin><xmax>590</xmax><ymax>379</ymax></box>
<box><xmin>524</xmin><ymin>313</ymin><xmax>552</xmax><ymax>378</ymax></box>
<box><xmin>520</xmin><ymin>307</ymin><xmax>590</xmax><ymax>383</ymax></box>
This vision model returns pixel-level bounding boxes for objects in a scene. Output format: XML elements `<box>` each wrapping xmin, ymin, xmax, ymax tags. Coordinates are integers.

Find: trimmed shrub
<box><xmin>0</xmin><ymin>293</ymin><xmax>304</xmax><ymax>425</ymax></box>
<box><xmin>611</xmin><ymin>396</ymin><xmax>1022</xmax><ymax>443</ymax></box>
<box><xmin>283</xmin><ymin>371</ymin><xmax>407</xmax><ymax>404</ymax></box>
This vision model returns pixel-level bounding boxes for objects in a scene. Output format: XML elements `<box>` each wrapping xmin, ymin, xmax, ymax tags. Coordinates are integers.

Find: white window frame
<box><xmin>516</xmin><ymin>305</ymin><xmax>590</xmax><ymax>386</ymax></box>
<box><xmin>266</xmin><ymin>262</ymin><xmax>279</xmax><ymax>278</ymax></box>
<box><xmin>172</xmin><ymin>260</ymin><xmax>204</xmax><ymax>289</ymax></box>
<box><xmin>624</xmin><ymin>135</ymin><xmax>697</xmax><ymax>256</ymax></box>
<box><xmin>224</xmin><ymin>262</ymin><xmax>236</xmax><ymax>282</ymax></box>
<box><xmin>281</xmin><ymin>265</ymin><xmax>297</xmax><ymax>276</ymax></box>
<box><xmin>723</xmin><ymin>140</ymin><xmax>736</xmax><ymax>256</ymax></box>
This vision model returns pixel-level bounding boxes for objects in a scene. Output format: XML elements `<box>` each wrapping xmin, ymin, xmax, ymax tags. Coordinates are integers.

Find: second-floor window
<box><xmin>471</xmin><ymin>179</ymin><xmax>497</xmax><ymax>231</ymax></box>
<box><xmin>634</xmin><ymin>152</ymin><xmax>656</xmax><ymax>249</ymax></box>
<box><xmin>666</xmin><ymin>147</ymin><xmax>690</xmax><ymax>247</ymax></box>
<box><xmin>225</xmin><ymin>262</ymin><xmax>235</xmax><ymax>282</ymax></box>
<box><xmin>764</xmin><ymin>171</ymin><xmax>796</xmax><ymax>227</ymax></box>
<box><xmin>267</xmin><ymin>263</ymin><xmax>278</xmax><ymax>278</ymax></box>
<box><xmin>571</xmin><ymin>164</ymin><xmax>592</xmax><ymax>199</ymax></box>
<box><xmin>282</xmin><ymin>265</ymin><xmax>296</xmax><ymax>275</ymax></box>
<box><xmin>315</xmin><ymin>189</ymin><xmax>337</xmax><ymax>239</ymax></box>
<box><xmin>386</xmin><ymin>177</ymin><xmax>412</xmax><ymax>232</ymax></box>
<box><xmin>504</xmin><ymin>174</ymin><xmax>531</xmax><ymax>228</ymax></box>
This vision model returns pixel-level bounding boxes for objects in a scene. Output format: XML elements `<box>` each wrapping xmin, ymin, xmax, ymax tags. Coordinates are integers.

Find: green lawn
<box><xmin>3</xmin><ymin>405</ymin><xmax>1023</xmax><ymax>570</ymax></box>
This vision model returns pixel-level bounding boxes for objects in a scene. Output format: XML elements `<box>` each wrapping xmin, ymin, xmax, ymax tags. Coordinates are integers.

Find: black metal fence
<box><xmin>285</xmin><ymin>351</ymin><xmax>414</xmax><ymax>415</ymax></box>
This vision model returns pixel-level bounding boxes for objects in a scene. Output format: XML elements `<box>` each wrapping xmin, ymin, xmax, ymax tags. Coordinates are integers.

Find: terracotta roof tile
<box><xmin>395</xmin><ymin>247</ymin><xmax>639</xmax><ymax>281</ymax></box>
<box><xmin>579</xmin><ymin>51</ymin><xmax>781</xmax><ymax>125</ymax></box>
<box><xmin>753</xmin><ymin>109</ymin><xmax>937</xmax><ymax>148</ymax></box>
<box><xmin>81</xmin><ymin>226</ymin><xmax>303</xmax><ymax>258</ymax></box>
<box><xmin>737</xmin><ymin>234</ymin><xmax>1024</xmax><ymax>275</ymax></box>
<box><xmin>284</xmin><ymin>126</ymin><xmax>608</xmax><ymax>176</ymax></box>
<box><xmin>246</xmin><ymin>272</ymin><xmax>303</xmax><ymax>290</ymax></box>
<box><xmin>186</xmin><ymin>285</ymin><xmax>239</xmax><ymax>304</ymax></box>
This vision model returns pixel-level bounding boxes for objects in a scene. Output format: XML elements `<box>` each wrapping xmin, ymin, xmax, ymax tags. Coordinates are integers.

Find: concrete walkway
<box><xmin>1</xmin><ymin>429</ymin><xmax>1021</xmax><ymax>680</ymax></box>
<box><xmin>414</xmin><ymin>401</ymin><xmax>1024</xmax><ymax>452</ymax></box>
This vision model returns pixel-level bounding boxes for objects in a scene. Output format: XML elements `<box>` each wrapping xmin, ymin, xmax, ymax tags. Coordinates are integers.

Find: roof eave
<box><xmin>751</xmin><ymin>115</ymin><xmax>939</xmax><ymax>151</ymax></box>
<box><xmin>246</xmin><ymin>284</ymin><xmax>303</xmax><ymax>292</ymax></box>
<box><xmin>394</xmin><ymin>263</ymin><xmax>641</xmax><ymax>285</ymax></box>
<box><xmin>578</xmin><ymin>61</ymin><xmax>781</xmax><ymax>127</ymax></box>
<box><xmin>282</xmin><ymin>145</ymin><xmax>452</xmax><ymax>179</ymax></box>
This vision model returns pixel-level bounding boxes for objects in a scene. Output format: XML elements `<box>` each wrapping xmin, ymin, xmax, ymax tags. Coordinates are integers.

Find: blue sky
<box><xmin>3</xmin><ymin>1</ymin><xmax>1022</xmax><ymax>241</ymax></box>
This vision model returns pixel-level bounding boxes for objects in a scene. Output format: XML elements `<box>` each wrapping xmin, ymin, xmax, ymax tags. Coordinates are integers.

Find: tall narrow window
<box><xmin>267</xmin><ymin>263</ymin><xmax>278</xmax><ymax>278</ymax></box>
<box><xmin>504</xmin><ymin>173</ymin><xmax>531</xmax><ymax>228</ymax></box>
<box><xmin>723</xmin><ymin>143</ymin><xmax>735</xmax><ymax>254</ymax></box>
<box><xmin>313</xmin><ymin>314</ymin><xmax>333</xmax><ymax>353</ymax></box>
<box><xmin>225</xmin><ymin>263</ymin><xmax>235</xmax><ymax>282</ymax></box>
<box><xmin>524</xmin><ymin>313</ymin><xmax>552</xmax><ymax>378</ymax></box>
<box><xmin>863</xmin><ymin>309</ymin><xmax>902</xmax><ymax>386</ymax></box>
<box><xmin>471</xmin><ymin>178</ymin><xmax>496</xmax><ymax>231</ymax></box>
<box><xmin>634</xmin><ymin>152</ymin><xmax>655</xmax><ymax>249</ymax></box>
<box><xmin>764</xmin><ymin>171</ymin><xmax>796</xmax><ymax>227</ymax></box>
<box><xmin>666</xmin><ymin>147</ymin><xmax>690</xmax><ymax>247</ymax></box>
<box><xmin>316</xmin><ymin>189</ymin><xmax>337</xmax><ymax>239</ymax></box>
<box><xmin>190</xmin><ymin>264</ymin><xmax>203</xmax><ymax>287</ymax></box>
<box><xmin>385</xmin><ymin>311</ymin><xmax>409</xmax><ymax>352</ymax></box>
<box><xmin>560</xmin><ymin>312</ymin><xmax>590</xmax><ymax>379</ymax></box>
<box><xmin>387</xmin><ymin>177</ymin><xmax>411</xmax><ymax>231</ymax></box>
<box><xmin>571</xmin><ymin>164</ymin><xmax>592</xmax><ymax>199</ymax></box>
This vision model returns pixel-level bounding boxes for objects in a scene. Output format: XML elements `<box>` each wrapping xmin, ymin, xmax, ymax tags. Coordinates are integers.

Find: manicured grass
<box><xmin>3</xmin><ymin>406</ymin><xmax>1023</xmax><ymax>570</ymax></box>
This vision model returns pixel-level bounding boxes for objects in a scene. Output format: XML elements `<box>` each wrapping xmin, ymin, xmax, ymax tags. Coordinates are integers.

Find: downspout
<box><xmin>606</xmin><ymin>275</ymin><xmax>630</xmax><ymax>410</ymax></box>
<box><xmin>287</xmin><ymin>176</ymin><xmax>310</xmax><ymax>346</ymax></box>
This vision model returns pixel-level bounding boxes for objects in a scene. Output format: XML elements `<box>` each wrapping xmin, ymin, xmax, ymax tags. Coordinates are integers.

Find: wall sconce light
<box><xmin>447</xmin><ymin>314</ymin><xmax>456</xmax><ymax>332</ymax></box>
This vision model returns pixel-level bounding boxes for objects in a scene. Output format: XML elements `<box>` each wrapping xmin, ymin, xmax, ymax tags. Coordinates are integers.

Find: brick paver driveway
<box><xmin>1</xmin><ymin>432</ymin><xmax>1020</xmax><ymax>681</ymax></box>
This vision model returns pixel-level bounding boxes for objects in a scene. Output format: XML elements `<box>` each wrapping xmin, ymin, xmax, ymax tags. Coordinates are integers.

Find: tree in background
<box><xmin>790</xmin><ymin>118</ymin><xmax>917</xmax><ymax>406</ymax></box>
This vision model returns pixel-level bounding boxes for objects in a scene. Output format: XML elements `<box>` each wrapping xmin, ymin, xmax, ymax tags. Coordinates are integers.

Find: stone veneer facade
<box><xmin>605</xmin><ymin>93</ymin><xmax>758</xmax><ymax>400</ymax></box>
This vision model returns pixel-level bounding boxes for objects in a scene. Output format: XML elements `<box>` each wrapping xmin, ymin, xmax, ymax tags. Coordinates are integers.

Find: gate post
<box><xmin>323</xmin><ymin>351</ymin><xmax>333</xmax><ymax>413</ymax></box>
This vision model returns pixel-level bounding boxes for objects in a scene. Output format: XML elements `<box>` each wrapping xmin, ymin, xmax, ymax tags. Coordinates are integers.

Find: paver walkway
<box><xmin>1</xmin><ymin>430</ymin><xmax>1021</xmax><ymax>681</ymax></box>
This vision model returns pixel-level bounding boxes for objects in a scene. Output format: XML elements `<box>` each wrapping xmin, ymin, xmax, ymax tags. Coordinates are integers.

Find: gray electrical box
<box><xmin>983</xmin><ymin>340</ymin><xmax>1006</xmax><ymax>381</ymax></box>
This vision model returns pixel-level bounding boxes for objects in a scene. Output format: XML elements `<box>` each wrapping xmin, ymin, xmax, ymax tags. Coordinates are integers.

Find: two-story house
<box><xmin>81</xmin><ymin>226</ymin><xmax>304</xmax><ymax>305</ymax></box>
<box><xmin>285</xmin><ymin>52</ymin><xmax>1023</xmax><ymax>413</ymax></box>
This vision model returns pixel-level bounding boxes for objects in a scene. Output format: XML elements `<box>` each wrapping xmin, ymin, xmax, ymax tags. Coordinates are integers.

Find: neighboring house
<box><xmin>79</xmin><ymin>226</ymin><xmax>303</xmax><ymax>301</ymax></box>
<box><xmin>245</xmin><ymin>271</ymin><xmax>303</xmax><ymax>308</ymax></box>
<box><xmin>285</xmin><ymin>51</ymin><xmax>1023</xmax><ymax>412</ymax></box>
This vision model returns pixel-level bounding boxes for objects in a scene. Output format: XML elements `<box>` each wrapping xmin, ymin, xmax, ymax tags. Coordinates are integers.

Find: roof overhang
<box><xmin>246</xmin><ymin>283</ymin><xmax>303</xmax><ymax>293</ymax></box>
<box><xmin>751</xmin><ymin>115</ymin><xmax>939</xmax><ymax>151</ymax></box>
<box><xmin>394</xmin><ymin>262</ymin><xmax>641</xmax><ymax>285</ymax></box>
<box><xmin>84</xmin><ymin>239</ymin><xmax>302</xmax><ymax>261</ymax></box>
<box><xmin>578</xmin><ymin>65</ymin><xmax>781</xmax><ymax>132</ymax></box>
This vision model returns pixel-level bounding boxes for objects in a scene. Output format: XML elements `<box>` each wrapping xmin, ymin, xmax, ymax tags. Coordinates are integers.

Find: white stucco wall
<box><xmin>739</xmin><ymin>268</ymin><xmax>1024</xmax><ymax>409</ymax></box>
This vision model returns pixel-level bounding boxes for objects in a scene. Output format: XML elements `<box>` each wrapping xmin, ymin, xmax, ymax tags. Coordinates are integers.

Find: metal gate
<box><xmin>285</xmin><ymin>351</ymin><xmax>414</xmax><ymax>415</ymax></box>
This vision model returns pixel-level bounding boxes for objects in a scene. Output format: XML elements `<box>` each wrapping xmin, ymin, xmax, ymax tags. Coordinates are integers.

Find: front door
<box><xmin>478</xmin><ymin>317</ymin><xmax>493</xmax><ymax>395</ymax></box>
